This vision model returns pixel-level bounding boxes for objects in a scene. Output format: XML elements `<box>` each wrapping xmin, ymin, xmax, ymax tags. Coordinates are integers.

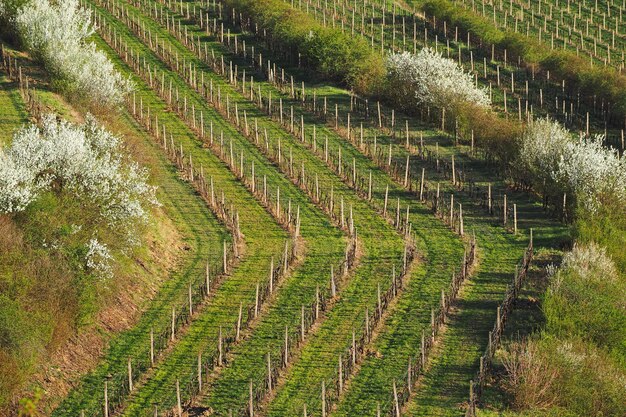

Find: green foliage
<box><xmin>422</xmin><ymin>0</ymin><xmax>503</xmax><ymax>45</ymax></box>
<box><xmin>544</xmin><ymin>246</ymin><xmax>626</xmax><ymax>364</ymax></box>
<box><xmin>225</xmin><ymin>0</ymin><xmax>384</xmax><ymax>94</ymax></box>
<box><xmin>496</xmin><ymin>242</ymin><xmax>626</xmax><ymax>416</ymax></box>
<box><xmin>455</xmin><ymin>101</ymin><xmax>523</xmax><ymax>166</ymax></box>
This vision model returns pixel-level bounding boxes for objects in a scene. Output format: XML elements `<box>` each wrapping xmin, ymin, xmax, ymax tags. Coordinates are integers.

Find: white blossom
<box><xmin>517</xmin><ymin>118</ymin><xmax>626</xmax><ymax>212</ymax></box>
<box><xmin>0</xmin><ymin>114</ymin><xmax>158</xmax><ymax>240</ymax></box>
<box><xmin>14</xmin><ymin>0</ymin><xmax>132</xmax><ymax>107</ymax></box>
<box><xmin>0</xmin><ymin>150</ymin><xmax>39</xmax><ymax>212</ymax></box>
<box><xmin>85</xmin><ymin>237</ymin><xmax>113</xmax><ymax>279</ymax></box>
<box><xmin>555</xmin><ymin>134</ymin><xmax>626</xmax><ymax>212</ymax></box>
<box><xmin>385</xmin><ymin>49</ymin><xmax>490</xmax><ymax>109</ymax></box>
<box><xmin>518</xmin><ymin>117</ymin><xmax>571</xmax><ymax>186</ymax></box>
<box><xmin>560</xmin><ymin>242</ymin><xmax>618</xmax><ymax>281</ymax></box>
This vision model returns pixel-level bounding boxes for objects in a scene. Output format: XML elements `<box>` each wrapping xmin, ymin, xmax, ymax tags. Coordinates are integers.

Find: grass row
<box><xmin>85</xmin><ymin>25</ymin><xmax>295</xmax><ymax>417</ymax></box>
<box><xmin>154</xmin><ymin>3</ymin><xmax>569</xmax><ymax>415</ymax></box>
<box><xmin>0</xmin><ymin>71</ymin><xmax>27</xmax><ymax>144</ymax></box>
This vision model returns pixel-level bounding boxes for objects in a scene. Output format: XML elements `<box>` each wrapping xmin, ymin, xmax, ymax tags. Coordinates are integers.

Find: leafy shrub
<box><xmin>385</xmin><ymin>49</ymin><xmax>490</xmax><ymax>110</ymax></box>
<box><xmin>574</xmin><ymin>198</ymin><xmax>626</xmax><ymax>272</ymax></box>
<box><xmin>456</xmin><ymin>101</ymin><xmax>523</xmax><ymax>166</ymax></box>
<box><xmin>498</xmin><ymin>242</ymin><xmax>626</xmax><ymax>416</ymax></box>
<box><xmin>10</xmin><ymin>0</ymin><xmax>132</xmax><ymax>107</ymax></box>
<box><xmin>545</xmin><ymin>243</ymin><xmax>626</xmax><ymax>362</ymax></box>
<box><xmin>0</xmin><ymin>0</ymin><xmax>28</xmax><ymax>40</ymax></box>
<box><xmin>516</xmin><ymin>118</ymin><xmax>626</xmax><ymax>212</ymax></box>
<box><xmin>224</xmin><ymin>0</ymin><xmax>385</xmax><ymax>95</ymax></box>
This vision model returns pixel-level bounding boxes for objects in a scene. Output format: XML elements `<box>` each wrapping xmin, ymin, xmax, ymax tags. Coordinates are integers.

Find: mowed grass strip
<box><xmin>105</xmin><ymin>2</ymin><xmax>417</xmax><ymax>415</ymax></box>
<box><xmin>0</xmin><ymin>70</ymin><xmax>28</xmax><ymax>144</ymax></box>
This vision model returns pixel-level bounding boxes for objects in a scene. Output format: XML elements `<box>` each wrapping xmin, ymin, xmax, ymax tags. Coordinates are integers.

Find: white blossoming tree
<box><xmin>516</xmin><ymin>117</ymin><xmax>626</xmax><ymax>212</ymax></box>
<box><xmin>517</xmin><ymin>117</ymin><xmax>571</xmax><ymax>187</ymax></box>
<box><xmin>385</xmin><ymin>48</ymin><xmax>491</xmax><ymax>110</ymax></box>
<box><xmin>555</xmin><ymin>134</ymin><xmax>626</xmax><ymax>212</ymax></box>
<box><xmin>13</xmin><ymin>0</ymin><xmax>132</xmax><ymax>107</ymax></box>
<box><xmin>0</xmin><ymin>114</ymin><xmax>158</xmax><ymax>277</ymax></box>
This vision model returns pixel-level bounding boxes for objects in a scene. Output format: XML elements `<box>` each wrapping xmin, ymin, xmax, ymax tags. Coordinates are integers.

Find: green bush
<box><xmin>225</xmin><ymin>0</ymin><xmax>385</xmax><ymax>94</ymax></box>
<box><xmin>544</xmin><ymin>245</ymin><xmax>626</xmax><ymax>364</ymax></box>
<box><xmin>574</xmin><ymin>199</ymin><xmax>626</xmax><ymax>277</ymax></box>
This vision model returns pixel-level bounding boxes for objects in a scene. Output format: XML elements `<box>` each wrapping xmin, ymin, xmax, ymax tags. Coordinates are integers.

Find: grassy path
<box><xmin>0</xmin><ymin>71</ymin><xmax>28</xmax><ymax>144</ymax></box>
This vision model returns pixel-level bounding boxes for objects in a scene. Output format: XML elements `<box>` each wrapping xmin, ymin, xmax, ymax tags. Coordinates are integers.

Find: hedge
<box><xmin>224</xmin><ymin>0</ymin><xmax>385</xmax><ymax>95</ymax></box>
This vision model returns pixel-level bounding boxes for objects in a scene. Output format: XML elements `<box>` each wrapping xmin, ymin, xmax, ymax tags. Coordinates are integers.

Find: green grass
<box><xmin>0</xmin><ymin>71</ymin><xmax>27</xmax><ymax>144</ymax></box>
<box><xmin>52</xmin><ymin>31</ymin><xmax>291</xmax><ymax>417</ymax></box>
<box><xmin>128</xmin><ymin>4</ymin><xmax>462</xmax><ymax>415</ymax></box>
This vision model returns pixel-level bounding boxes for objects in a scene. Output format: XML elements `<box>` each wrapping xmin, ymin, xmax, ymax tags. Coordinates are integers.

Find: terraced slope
<box><xmin>144</xmin><ymin>3</ymin><xmax>567</xmax><ymax>416</ymax></box>
<box><xmin>111</xmin><ymin>4</ymin><xmax>468</xmax><ymax>416</ymax></box>
<box><xmin>61</xmin><ymin>4</ymin><xmax>358</xmax><ymax>417</ymax></box>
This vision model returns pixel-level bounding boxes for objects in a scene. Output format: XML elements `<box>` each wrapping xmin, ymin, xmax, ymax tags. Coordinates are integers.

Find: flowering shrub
<box><xmin>0</xmin><ymin>114</ymin><xmax>157</xmax><ymax>278</ymax></box>
<box><xmin>13</xmin><ymin>0</ymin><xmax>132</xmax><ymax>107</ymax></box>
<box><xmin>85</xmin><ymin>237</ymin><xmax>114</xmax><ymax>279</ymax></box>
<box><xmin>0</xmin><ymin>151</ymin><xmax>39</xmax><ymax>212</ymax></box>
<box><xmin>0</xmin><ymin>114</ymin><xmax>157</xmax><ymax>237</ymax></box>
<box><xmin>517</xmin><ymin>117</ymin><xmax>571</xmax><ymax>186</ymax></box>
<box><xmin>385</xmin><ymin>49</ymin><xmax>491</xmax><ymax>110</ymax></box>
<box><xmin>556</xmin><ymin>242</ymin><xmax>618</xmax><ymax>287</ymax></box>
<box><xmin>556</xmin><ymin>135</ymin><xmax>626</xmax><ymax>212</ymax></box>
<box><xmin>517</xmin><ymin>118</ymin><xmax>626</xmax><ymax>212</ymax></box>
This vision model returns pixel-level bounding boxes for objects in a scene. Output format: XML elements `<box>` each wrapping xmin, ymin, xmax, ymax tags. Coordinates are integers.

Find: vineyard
<box><xmin>0</xmin><ymin>0</ymin><xmax>623</xmax><ymax>417</ymax></box>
